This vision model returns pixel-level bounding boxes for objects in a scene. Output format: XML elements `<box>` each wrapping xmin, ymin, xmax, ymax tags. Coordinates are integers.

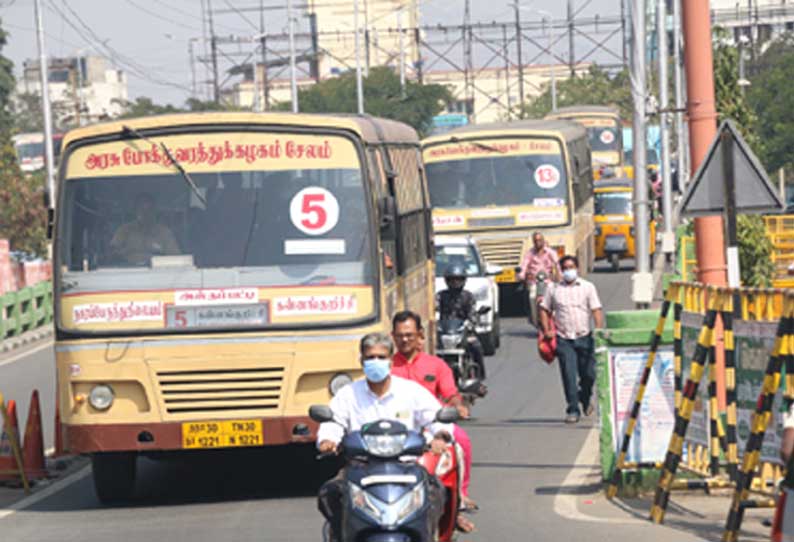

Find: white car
<box><xmin>434</xmin><ymin>235</ymin><xmax>502</xmax><ymax>355</ymax></box>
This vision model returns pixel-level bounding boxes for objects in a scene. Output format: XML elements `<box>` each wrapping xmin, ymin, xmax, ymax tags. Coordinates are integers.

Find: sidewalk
<box><xmin>556</xmin><ymin>427</ymin><xmax>771</xmax><ymax>542</ymax></box>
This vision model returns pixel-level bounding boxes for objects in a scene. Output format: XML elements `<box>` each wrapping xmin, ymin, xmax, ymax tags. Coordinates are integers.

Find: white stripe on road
<box><xmin>0</xmin><ymin>464</ymin><xmax>91</xmax><ymax>520</ymax></box>
<box><xmin>553</xmin><ymin>426</ymin><xmax>644</xmax><ymax>524</ymax></box>
<box><xmin>0</xmin><ymin>340</ymin><xmax>54</xmax><ymax>368</ymax></box>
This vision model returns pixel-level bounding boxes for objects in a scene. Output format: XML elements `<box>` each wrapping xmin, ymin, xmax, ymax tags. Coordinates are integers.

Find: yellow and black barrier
<box><xmin>673</xmin><ymin>300</ymin><xmax>683</xmax><ymax>413</ymax></box>
<box><xmin>722</xmin><ymin>293</ymin><xmax>794</xmax><ymax>542</ymax></box>
<box><xmin>722</xmin><ymin>296</ymin><xmax>739</xmax><ymax>482</ymax></box>
<box><xmin>0</xmin><ymin>392</ymin><xmax>30</xmax><ymax>493</ymax></box>
<box><xmin>605</xmin><ymin>284</ymin><xmax>680</xmax><ymax>499</ymax></box>
<box><xmin>649</xmin><ymin>287</ymin><xmax>728</xmax><ymax>524</ymax></box>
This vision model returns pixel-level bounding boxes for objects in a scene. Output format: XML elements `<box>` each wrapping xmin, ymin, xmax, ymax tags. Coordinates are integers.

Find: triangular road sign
<box><xmin>679</xmin><ymin>120</ymin><xmax>785</xmax><ymax>217</ymax></box>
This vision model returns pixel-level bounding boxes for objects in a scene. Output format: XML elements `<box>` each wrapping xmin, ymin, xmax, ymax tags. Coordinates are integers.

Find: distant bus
<box><xmin>422</xmin><ymin>119</ymin><xmax>595</xmax><ymax>288</ymax></box>
<box><xmin>12</xmin><ymin>132</ymin><xmax>64</xmax><ymax>173</ymax></box>
<box><xmin>546</xmin><ymin>105</ymin><xmax>624</xmax><ymax>180</ymax></box>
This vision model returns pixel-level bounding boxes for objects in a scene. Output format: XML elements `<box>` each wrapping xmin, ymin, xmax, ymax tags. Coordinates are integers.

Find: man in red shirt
<box><xmin>391</xmin><ymin>311</ymin><xmax>476</xmax><ymax>531</ymax></box>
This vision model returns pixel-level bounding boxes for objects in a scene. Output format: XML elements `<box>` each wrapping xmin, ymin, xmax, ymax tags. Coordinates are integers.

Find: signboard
<box><xmin>609</xmin><ymin>347</ymin><xmax>676</xmax><ymax>463</ymax></box>
<box><xmin>679</xmin><ymin>120</ymin><xmax>784</xmax><ymax>217</ymax></box>
<box><xmin>681</xmin><ymin>312</ymin><xmax>783</xmax><ymax>464</ymax></box>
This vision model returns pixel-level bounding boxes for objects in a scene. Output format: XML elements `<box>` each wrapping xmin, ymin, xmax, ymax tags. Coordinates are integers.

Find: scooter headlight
<box><xmin>441</xmin><ymin>334</ymin><xmax>463</xmax><ymax>350</ymax></box>
<box><xmin>363</xmin><ymin>434</ymin><xmax>407</xmax><ymax>458</ymax></box>
<box><xmin>349</xmin><ymin>482</ymin><xmax>426</xmax><ymax>527</ymax></box>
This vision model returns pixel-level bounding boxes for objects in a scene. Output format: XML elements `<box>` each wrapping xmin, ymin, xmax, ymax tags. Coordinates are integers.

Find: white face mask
<box><xmin>562</xmin><ymin>269</ymin><xmax>578</xmax><ymax>283</ymax></box>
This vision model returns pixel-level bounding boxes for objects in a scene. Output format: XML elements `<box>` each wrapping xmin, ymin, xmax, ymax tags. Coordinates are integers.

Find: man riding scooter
<box><xmin>317</xmin><ymin>332</ymin><xmax>455</xmax><ymax>542</ymax></box>
<box><xmin>437</xmin><ymin>265</ymin><xmax>487</xmax><ymax>379</ymax></box>
<box><xmin>391</xmin><ymin>310</ymin><xmax>478</xmax><ymax>533</ymax></box>
<box><xmin>518</xmin><ymin>232</ymin><xmax>560</xmax><ymax>327</ymax></box>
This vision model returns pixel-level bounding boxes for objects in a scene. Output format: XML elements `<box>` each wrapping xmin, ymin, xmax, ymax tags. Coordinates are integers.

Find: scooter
<box><xmin>310</xmin><ymin>405</ymin><xmax>461</xmax><ymax>542</ymax></box>
<box><xmin>524</xmin><ymin>270</ymin><xmax>549</xmax><ymax>329</ymax></box>
<box><xmin>436</xmin><ymin>306</ymin><xmax>490</xmax><ymax>399</ymax></box>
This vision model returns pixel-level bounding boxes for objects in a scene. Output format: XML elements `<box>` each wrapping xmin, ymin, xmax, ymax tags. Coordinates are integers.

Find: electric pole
<box><xmin>658</xmin><ymin>0</ymin><xmax>674</xmax><ymax>262</ymax></box>
<box><xmin>513</xmin><ymin>0</ymin><xmax>525</xmax><ymax>114</ymax></box>
<box><xmin>288</xmin><ymin>0</ymin><xmax>298</xmax><ymax>112</ymax></box>
<box><xmin>33</xmin><ymin>0</ymin><xmax>56</xmax><ymax>214</ymax></box>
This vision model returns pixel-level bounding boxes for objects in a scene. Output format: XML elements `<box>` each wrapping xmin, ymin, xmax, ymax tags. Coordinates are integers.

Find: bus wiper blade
<box><xmin>449</xmin><ymin>136</ymin><xmax>504</xmax><ymax>154</ymax></box>
<box><xmin>121</xmin><ymin>125</ymin><xmax>207</xmax><ymax>206</ymax></box>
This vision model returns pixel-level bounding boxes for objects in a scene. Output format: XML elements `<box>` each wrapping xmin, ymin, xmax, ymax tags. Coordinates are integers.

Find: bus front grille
<box><xmin>475</xmin><ymin>238</ymin><xmax>526</xmax><ymax>267</ymax></box>
<box><xmin>156</xmin><ymin>367</ymin><xmax>284</xmax><ymax>414</ymax></box>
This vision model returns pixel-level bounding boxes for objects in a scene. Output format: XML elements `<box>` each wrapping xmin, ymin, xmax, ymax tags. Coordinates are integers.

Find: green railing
<box><xmin>0</xmin><ymin>281</ymin><xmax>53</xmax><ymax>340</ymax></box>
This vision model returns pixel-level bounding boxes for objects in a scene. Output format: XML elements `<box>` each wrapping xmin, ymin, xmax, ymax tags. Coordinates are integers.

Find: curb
<box><xmin>0</xmin><ymin>327</ymin><xmax>54</xmax><ymax>354</ymax></box>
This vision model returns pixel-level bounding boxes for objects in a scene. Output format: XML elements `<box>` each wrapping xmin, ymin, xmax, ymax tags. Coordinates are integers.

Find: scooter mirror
<box><xmin>436</xmin><ymin>406</ymin><xmax>460</xmax><ymax>424</ymax></box>
<box><xmin>459</xmin><ymin>378</ymin><xmax>483</xmax><ymax>395</ymax></box>
<box><xmin>308</xmin><ymin>405</ymin><xmax>334</xmax><ymax>423</ymax></box>
<box><xmin>476</xmin><ymin>306</ymin><xmax>491</xmax><ymax>315</ymax></box>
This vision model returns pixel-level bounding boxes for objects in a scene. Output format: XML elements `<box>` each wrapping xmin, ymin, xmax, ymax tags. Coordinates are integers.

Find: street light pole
<box><xmin>658</xmin><ymin>0</ymin><xmax>674</xmax><ymax>262</ymax></box>
<box><xmin>398</xmin><ymin>7</ymin><xmax>406</xmax><ymax>98</ymax></box>
<box><xmin>672</xmin><ymin>0</ymin><xmax>688</xmax><ymax>191</ymax></box>
<box><xmin>287</xmin><ymin>0</ymin><xmax>299</xmax><ymax>113</ymax></box>
<box><xmin>33</xmin><ymin>0</ymin><xmax>56</xmax><ymax>214</ymax></box>
<box><xmin>630</xmin><ymin>0</ymin><xmax>652</xmax><ymax>307</ymax></box>
<box><xmin>354</xmin><ymin>0</ymin><xmax>364</xmax><ymax>114</ymax></box>
<box><xmin>544</xmin><ymin>16</ymin><xmax>557</xmax><ymax>111</ymax></box>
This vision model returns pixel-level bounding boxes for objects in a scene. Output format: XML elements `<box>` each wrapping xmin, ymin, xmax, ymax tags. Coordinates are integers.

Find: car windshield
<box><xmin>16</xmin><ymin>141</ymin><xmax>44</xmax><ymax>160</ymax></box>
<box><xmin>595</xmin><ymin>191</ymin><xmax>632</xmax><ymax>215</ymax></box>
<box><xmin>425</xmin><ymin>139</ymin><xmax>569</xmax><ymax>209</ymax></box>
<box><xmin>435</xmin><ymin>244</ymin><xmax>481</xmax><ymax>277</ymax></box>
<box><xmin>58</xmin><ymin>131</ymin><xmax>375</xmax><ymax>330</ymax></box>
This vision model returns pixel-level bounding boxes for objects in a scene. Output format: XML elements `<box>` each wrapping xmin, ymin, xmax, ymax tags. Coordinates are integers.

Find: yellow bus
<box><xmin>53</xmin><ymin>112</ymin><xmax>435</xmax><ymax>502</ymax></box>
<box><xmin>421</xmin><ymin>119</ymin><xmax>595</xmax><ymax>289</ymax></box>
<box><xmin>545</xmin><ymin>105</ymin><xmax>624</xmax><ymax>180</ymax></box>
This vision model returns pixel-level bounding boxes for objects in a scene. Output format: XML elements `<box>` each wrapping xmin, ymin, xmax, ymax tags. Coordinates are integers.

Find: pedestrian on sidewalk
<box><xmin>539</xmin><ymin>255</ymin><xmax>605</xmax><ymax>424</ymax></box>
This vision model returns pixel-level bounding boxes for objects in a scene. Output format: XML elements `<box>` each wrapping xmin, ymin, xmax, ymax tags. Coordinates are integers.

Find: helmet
<box><xmin>444</xmin><ymin>264</ymin><xmax>466</xmax><ymax>290</ymax></box>
<box><xmin>444</xmin><ymin>264</ymin><xmax>466</xmax><ymax>281</ymax></box>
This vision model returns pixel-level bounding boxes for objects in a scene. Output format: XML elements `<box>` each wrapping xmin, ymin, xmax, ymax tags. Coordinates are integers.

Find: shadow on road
<box><xmin>533</xmin><ymin>480</ymin><xmax>604</xmax><ymax>495</ymax></box>
<box><xmin>25</xmin><ymin>444</ymin><xmax>335</xmax><ymax>513</ymax></box>
<box><xmin>591</xmin><ymin>260</ymin><xmax>637</xmax><ymax>274</ymax></box>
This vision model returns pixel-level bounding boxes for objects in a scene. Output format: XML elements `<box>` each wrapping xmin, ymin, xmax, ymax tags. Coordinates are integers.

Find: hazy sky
<box><xmin>0</xmin><ymin>0</ymin><xmax>621</xmax><ymax>106</ymax></box>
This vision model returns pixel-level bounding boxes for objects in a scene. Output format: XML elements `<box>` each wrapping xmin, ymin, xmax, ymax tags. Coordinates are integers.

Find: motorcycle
<box><xmin>310</xmin><ymin>405</ymin><xmax>461</xmax><ymax>542</ymax></box>
<box><xmin>436</xmin><ymin>306</ymin><xmax>490</xmax><ymax>400</ymax></box>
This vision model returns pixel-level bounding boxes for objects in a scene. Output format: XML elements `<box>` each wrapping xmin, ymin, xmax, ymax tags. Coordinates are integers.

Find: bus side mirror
<box><xmin>378</xmin><ymin>195</ymin><xmax>397</xmax><ymax>241</ymax></box>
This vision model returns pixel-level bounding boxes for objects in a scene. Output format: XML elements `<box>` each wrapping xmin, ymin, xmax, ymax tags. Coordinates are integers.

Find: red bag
<box><xmin>538</xmin><ymin>319</ymin><xmax>557</xmax><ymax>364</ymax></box>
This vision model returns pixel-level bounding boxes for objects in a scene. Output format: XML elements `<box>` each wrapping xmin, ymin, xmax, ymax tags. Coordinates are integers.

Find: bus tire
<box><xmin>92</xmin><ymin>452</ymin><xmax>137</xmax><ymax>504</ymax></box>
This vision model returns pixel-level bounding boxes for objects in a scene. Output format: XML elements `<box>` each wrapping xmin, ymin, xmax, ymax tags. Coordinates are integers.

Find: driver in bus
<box><xmin>110</xmin><ymin>192</ymin><xmax>180</xmax><ymax>266</ymax></box>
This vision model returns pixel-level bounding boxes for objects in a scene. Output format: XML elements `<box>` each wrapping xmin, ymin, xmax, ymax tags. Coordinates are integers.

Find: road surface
<box><xmin>0</xmin><ymin>261</ymin><xmax>712</xmax><ymax>541</ymax></box>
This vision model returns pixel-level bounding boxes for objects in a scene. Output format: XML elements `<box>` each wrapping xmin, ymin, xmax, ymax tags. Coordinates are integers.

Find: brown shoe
<box><xmin>564</xmin><ymin>414</ymin><xmax>580</xmax><ymax>424</ymax></box>
<box><xmin>583</xmin><ymin>403</ymin><xmax>595</xmax><ymax>417</ymax></box>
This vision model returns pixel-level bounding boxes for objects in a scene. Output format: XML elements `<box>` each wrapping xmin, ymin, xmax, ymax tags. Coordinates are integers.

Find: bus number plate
<box><xmin>495</xmin><ymin>268</ymin><xmax>516</xmax><ymax>283</ymax></box>
<box><xmin>182</xmin><ymin>419</ymin><xmax>264</xmax><ymax>449</ymax></box>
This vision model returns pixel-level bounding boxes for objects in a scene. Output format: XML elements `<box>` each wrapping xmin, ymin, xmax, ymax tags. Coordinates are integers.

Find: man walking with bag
<box><xmin>539</xmin><ymin>255</ymin><xmax>604</xmax><ymax>424</ymax></box>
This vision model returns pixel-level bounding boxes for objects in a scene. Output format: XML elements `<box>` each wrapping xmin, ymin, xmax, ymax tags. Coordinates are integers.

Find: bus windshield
<box><xmin>580</xmin><ymin>119</ymin><xmax>620</xmax><ymax>152</ymax></box>
<box><xmin>58</xmin><ymin>131</ymin><xmax>375</xmax><ymax>331</ymax></box>
<box><xmin>425</xmin><ymin>139</ymin><xmax>569</xmax><ymax>210</ymax></box>
<box><xmin>595</xmin><ymin>191</ymin><xmax>632</xmax><ymax>216</ymax></box>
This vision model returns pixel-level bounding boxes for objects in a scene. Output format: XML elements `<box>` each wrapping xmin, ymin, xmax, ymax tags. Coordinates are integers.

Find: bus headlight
<box><xmin>88</xmin><ymin>384</ymin><xmax>114</xmax><ymax>411</ymax></box>
<box><xmin>329</xmin><ymin>373</ymin><xmax>353</xmax><ymax>396</ymax></box>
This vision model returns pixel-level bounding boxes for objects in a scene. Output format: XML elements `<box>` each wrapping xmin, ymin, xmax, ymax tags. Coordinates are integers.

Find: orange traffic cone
<box><xmin>22</xmin><ymin>390</ymin><xmax>46</xmax><ymax>479</ymax></box>
<box><xmin>0</xmin><ymin>399</ymin><xmax>22</xmax><ymax>482</ymax></box>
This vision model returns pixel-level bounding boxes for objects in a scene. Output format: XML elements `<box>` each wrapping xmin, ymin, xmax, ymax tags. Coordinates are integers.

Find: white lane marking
<box><xmin>552</xmin><ymin>426</ymin><xmax>645</xmax><ymax>524</ymax></box>
<box><xmin>0</xmin><ymin>340</ymin><xmax>54</xmax><ymax>368</ymax></box>
<box><xmin>0</xmin><ymin>464</ymin><xmax>91</xmax><ymax>520</ymax></box>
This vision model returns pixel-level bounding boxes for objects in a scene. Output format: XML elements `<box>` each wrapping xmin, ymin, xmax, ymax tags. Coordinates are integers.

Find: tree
<box><xmin>274</xmin><ymin>67</ymin><xmax>452</xmax><ymax>136</ymax></box>
<box><xmin>519</xmin><ymin>65</ymin><xmax>633</xmax><ymax>120</ymax></box>
<box><xmin>712</xmin><ymin>29</ymin><xmax>764</xmax><ymax>157</ymax></box>
<box><xmin>11</xmin><ymin>92</ymin><xmax>44</xmax><ymax>133</ymax></box>
<box><xmin>737</xmin><ymin>214</ymin><xmax>775</xmax><ymax>287</ymax></box>
<box><xmin>747</xmin><ymin>35</ymin><xmax>794</xmax><ymax>173</ymax></box>
<box><xmin>0</xmin><ymin>20</ymin><xmax>47</xmax><ymax>257</ymax></box>
<box><xmin>115</xmin><ymin>97</ymin><xmax>183</xmax><ymax>119</ymax></box>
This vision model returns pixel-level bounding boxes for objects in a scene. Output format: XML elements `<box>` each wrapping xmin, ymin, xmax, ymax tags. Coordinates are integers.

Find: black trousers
<box><xmin>555</xmin><ymin>334</ymin><xmax>595</xmax><ymax>416</ymax></box>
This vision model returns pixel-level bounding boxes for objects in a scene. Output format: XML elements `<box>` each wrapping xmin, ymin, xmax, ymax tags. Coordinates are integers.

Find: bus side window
<box><xmin>368</xmin><ymin>147</ymin><xmax>397</xmax><ymax>284</ymax></box>
<box><xmin>388</xmin><ymin>146</ymin><xmax>428</xmax><ymax>276</ymax></box>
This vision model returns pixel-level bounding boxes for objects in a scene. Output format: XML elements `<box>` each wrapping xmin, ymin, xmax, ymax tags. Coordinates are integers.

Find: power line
<box><xmin>123</xmin><ymin>0</ymin><xmax>202</xmax><ymax>33</ymax></box>
<box><xmin>222</xmin><ymin>0</ymin><xmax>260</xmax><ymax>32</ymax></box>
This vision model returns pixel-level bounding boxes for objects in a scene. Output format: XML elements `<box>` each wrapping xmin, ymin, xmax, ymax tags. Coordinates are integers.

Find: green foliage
<box><xmin>520</xmin><ymin>65</ymin><xmax>633</xmax><ymax>120</ymax></box>
<box><xmin>736</xmin><ymin>214</ymin><xmax>775</xmax><ymax>287</ymax></box>
<box><xmin>12</xmin><ymin>92</ymin><xmax>44</xmax><ymax>133</ymax></box>
<box><xmin>712</xmin><ymin>30</ymin><xmax>764</xmax><ymax>157</ymax></box>
<box><xmin>115</xmin><ymin>97</ymin><xmax>183</xmax><ymax>119</ymax></box>
<box><xmin>274</xmin><ymin>67</ymin><xmax>452</xmax><ymax>136</ymax></box>
<box><xmin>747</xmin><ymin>35</ymin><xmax>794</xmax><ymax>173</ymax></box>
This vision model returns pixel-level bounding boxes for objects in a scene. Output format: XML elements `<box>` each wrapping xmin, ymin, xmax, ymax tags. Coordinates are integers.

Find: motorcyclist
<box><xmin>316</xmin><ymin>332</ymin><xmax>453</xmax><ymax>542</ymax></box>
<box><xmin>436</xmin><ymin>265</ymin><xmax>487</xmax><ymax>379</ymax></box>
